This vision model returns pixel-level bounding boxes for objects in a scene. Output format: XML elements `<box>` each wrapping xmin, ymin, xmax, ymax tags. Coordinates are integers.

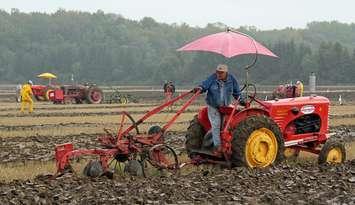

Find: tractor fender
<box><xmin>229</xmin><ymin>108</ymin><xmax>270</xmax><ymax>129</ymax></box>
<box><xmin>197</xmin><ymin>106</ymin><xmax>270</xmax><ymax>132</ymax></box>
<box><xmin>197</xmin><ymin>106</ymin><xmax>211</xmax><ymax>132</ymax></box>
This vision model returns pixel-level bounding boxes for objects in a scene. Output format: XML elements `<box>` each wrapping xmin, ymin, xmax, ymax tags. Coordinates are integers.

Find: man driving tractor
<box><xmin>20</xmin><ymin>80</ymin><xmax>34</xmax><ymax>114</ymax></box>
<box><xmin>194</xmin><ymin>64</ymin><xmax>243</xmax><ymax>154</ymax></box>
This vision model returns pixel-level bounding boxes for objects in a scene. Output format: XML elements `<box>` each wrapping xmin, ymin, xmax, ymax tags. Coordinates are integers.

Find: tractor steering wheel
<box><xmin>240</xmin><ymin>83</ymin><xmax>257</xmax><ymax>105</ymax></box>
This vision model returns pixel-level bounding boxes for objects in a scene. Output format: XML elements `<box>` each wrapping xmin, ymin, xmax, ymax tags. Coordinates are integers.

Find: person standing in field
<box><xmin>296</xmin><ymin>80</ymin><xmax>304</xmax><ymax>97</ymax></box>
<box><xmin>20</xmin><ymin>80</ymin><xmax>34</xmax><ymax>114</ymax></box>
<box><xmin>163</xmin><ymin>81</ymin><xmax>175</xmax><ymax>102</ymax></box>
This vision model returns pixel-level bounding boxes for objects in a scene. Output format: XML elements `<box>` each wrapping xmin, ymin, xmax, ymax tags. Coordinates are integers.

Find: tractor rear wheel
<box><xmin>231</xmin><ymin>115</ymin><xmax>284</xmax><ymax>168</ymax></box>
<box><xmin>185</xmin><ymin>115</ymin><xmax>206</xmax><ymax>156</ymax></box>
<box><xmin>318</xmin><ymin>140</ymin><xmax>346</xmax><ymax>164</ymax></box>
<box><xmin>86</xmin><ymin>87</ymin><xmax>103</xmax><ymax>104</ymax></box>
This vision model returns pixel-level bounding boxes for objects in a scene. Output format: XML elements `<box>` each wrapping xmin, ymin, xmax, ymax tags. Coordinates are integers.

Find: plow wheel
<box><xmin>185</xmin><ymin>115</ymin><xmax>205</xmax><ymax>156</ymax></box>
<box><xmin>148</xmin><ymin>144</ymin><xmax>179</xmax><ymax>174</ymax></box>
<box><xmin>232</xmin><ymin>115</ymin><xmax>284</xmax><ymax>168</ymax></box>
<box><xmin>124</xmin><ymin>160</ymin><xmax>144</xmax><ymax>176</ymax></box>
<box><xmin>318</xmin><ymin>140</ymin><xmax>346</xmax><ymax>164</ymax></box>
<box><xmin>83</xmin><ymin>160</ymin><xmax>104</xmax><ymax>177</ymax></box>
<box><xmin>148</xmin><ymin>125</ymin><xmax>162</xmax><ymax>135</ymax></box>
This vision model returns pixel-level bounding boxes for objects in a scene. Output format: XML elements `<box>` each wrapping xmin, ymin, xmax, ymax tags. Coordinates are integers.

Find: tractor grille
<box><xmin>273</xmin><ymin>115</ymin><xmax>286</xmax><ymax>128</ymax></box>
<box><xmin>327</xmin><ymin>108</ymin><xmax>330</xmax><ymax>133</ymax></box>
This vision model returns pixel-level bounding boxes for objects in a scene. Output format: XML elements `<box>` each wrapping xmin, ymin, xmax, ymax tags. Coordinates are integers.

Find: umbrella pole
<box><xmin>227</xmin><ymin>28</ymin><xmax>258</xmax><ymax>103</ymax></box>
<box><xmin>245</xmin><ymin>69</ymin><xmax>249</xmax><ymax>100</ymax></box>
<box><xmin>228</xmin><ymin>28</ymin><xmax>259</xmax><ymax>69</ymax></box>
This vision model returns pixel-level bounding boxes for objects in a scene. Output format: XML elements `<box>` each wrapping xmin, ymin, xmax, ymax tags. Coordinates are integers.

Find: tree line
<box><xmin>0</xmin><ymin>9</ymin><xmax>354</xmax><ymax>85</ymax></box>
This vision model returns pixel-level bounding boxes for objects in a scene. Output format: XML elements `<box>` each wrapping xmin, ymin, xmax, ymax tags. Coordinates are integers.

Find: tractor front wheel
<box><xmin>232</xmin><ymin>115</ymin><xmax>284</xmax><ymax>168</ymax></box>
<box><xmin>318</xmin><ymin>140</ymin><xmax>346</xmax><ymax>164</ymax></box>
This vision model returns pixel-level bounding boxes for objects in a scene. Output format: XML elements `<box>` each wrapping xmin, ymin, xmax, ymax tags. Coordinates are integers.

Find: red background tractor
<box><xmin>29</xmin><ymin>83</ymin><xmax>103</xmax><ymax>104</ymax></box>
<box><xmin>16</xmin><ymin>73</ymin><xmax>104</xmax><ymax>104</ymax></box>
<box><xmin>49</xmin><ymin>84</ymin><xmax>104</xmax><ymax>104</ymax></box>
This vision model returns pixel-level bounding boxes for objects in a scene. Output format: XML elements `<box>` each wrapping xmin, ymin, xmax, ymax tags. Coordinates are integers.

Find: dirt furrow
<box><xmin>0</xmin><ymin>160</ymin><xmax>354</xmax><ymax>204</ymax></box>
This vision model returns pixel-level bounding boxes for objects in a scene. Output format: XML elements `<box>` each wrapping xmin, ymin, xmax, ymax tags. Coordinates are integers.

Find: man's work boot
<box><xmin>212</xmin><ymin>146</ymin><xmax>223</xmax><ymax>157</ymax></box>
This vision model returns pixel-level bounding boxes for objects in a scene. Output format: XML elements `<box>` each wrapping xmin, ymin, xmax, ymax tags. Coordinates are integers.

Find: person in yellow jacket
<box><xmin>296</xmin><ymin>80</ymin><xmax>304</xmax><ymax>97</ymax></box>
<box><xmin>20</xmin><ymin>80</ymin><xmax>34</xmax><ymax>114</ymax></box>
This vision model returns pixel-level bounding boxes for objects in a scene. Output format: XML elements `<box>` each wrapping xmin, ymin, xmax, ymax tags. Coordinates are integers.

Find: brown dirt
<box><xmin>1</xmin><ymin>87</ymin><xmax>355</xmax><ymax>204</ymax></box>
<box><xmin>0</xmin><ymin>161</ymin><xmax>354</xmax><ymax>204</ymax></box>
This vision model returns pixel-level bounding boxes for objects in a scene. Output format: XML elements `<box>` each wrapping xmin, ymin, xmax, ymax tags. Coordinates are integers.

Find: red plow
<box><xmin>54</xmin><ymin>90</ymin><xmax>200</xmax><ymax>178</ymax></box>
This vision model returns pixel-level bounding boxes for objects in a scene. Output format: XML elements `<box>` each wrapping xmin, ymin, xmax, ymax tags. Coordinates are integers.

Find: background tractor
<box><xmin>50</xmin><ymin>83</ymin><xmax>104</xmax><ymax>104</ymax></box>
<box><xmin>15</xmin><ymin>72</ymin><xmax>104</xmax><ymax>104</ymax></box>
<box><xmin>272</xmin><ymin>82</ymin><xmax>303</xmax><ymax>99</ymax></box>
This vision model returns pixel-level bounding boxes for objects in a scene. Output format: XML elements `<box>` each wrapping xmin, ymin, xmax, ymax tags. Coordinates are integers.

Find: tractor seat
<box><xmin>218</xmin><ymin>105</ymin><xmax>238</xmax><ymax>115</ymax></box>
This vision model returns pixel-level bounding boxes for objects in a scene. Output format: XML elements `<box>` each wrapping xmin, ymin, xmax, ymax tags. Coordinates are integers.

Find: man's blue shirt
<box><xmin>199</xmin><ymin>73</ymin><xmax>241</xmax><ymax>108</ymax></box>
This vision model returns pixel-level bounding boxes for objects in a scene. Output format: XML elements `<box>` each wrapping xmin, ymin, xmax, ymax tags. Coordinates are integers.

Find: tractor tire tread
<box><xmin>185</xmin><ymin>115</ymin><xmax>205</xmax><ymax>156</ymax></box>
<box><xmin>231</xmin><ymin>115</ymin><xmax>284</xmax><ymax>167</ymax></box>
<box><xmin>318</xmin><ymin>139</ymin><xmax>346</xmax><ymax>164</ymax></box>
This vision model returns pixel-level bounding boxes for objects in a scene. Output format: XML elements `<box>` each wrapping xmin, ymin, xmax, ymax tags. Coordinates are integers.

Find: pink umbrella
<box><xmin>177</xmin><ymin>29</ymin><xmax>278</xmax><ymax>58</ymax></box>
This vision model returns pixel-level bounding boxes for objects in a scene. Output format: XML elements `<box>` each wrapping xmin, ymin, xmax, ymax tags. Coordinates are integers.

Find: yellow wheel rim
<box><xmin>326</xmin><ymin>148</ymin><xmax>342</xmax><ymax>163</ymax></box>
<box><xmin>45</xmin><ymin>89</ymin><xmax>53</xmax><ymax>101</ymax></box>
<box><xmin>121</xmin><ymin>97</ymin><xmax>128</xmax><ymax>104</ymax></box>
<box><xmin>245</xmin><ymin>128</ymin><xmax>278</xmax><ymax>168</ymax></box>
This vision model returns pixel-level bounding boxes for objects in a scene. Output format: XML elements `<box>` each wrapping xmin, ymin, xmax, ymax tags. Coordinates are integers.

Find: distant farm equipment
<box><xmin>106</xmin><ymin>88</ymin><xmax>138</xmax><ymax>104</ymax></box>
<box><xmin>272</xmin><ymin>82</ymin><xmax>303</xmax><ymax>99</ymax></box>
<box><xmin>50</xmin><ymin>83</ymin><xmax>104</xmax><ymax>104</ymax></box>
<box><xmin>28</xmin><ymin>83</ymin><xmax>103</xmax><ymax>104</ymax></box>
<box><xmin>15</xmin><ymin>73</ymin><xmax>104</xmax><ymax>104</ymax></box>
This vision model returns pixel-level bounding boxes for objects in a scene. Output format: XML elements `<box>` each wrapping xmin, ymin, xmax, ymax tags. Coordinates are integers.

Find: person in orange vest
<box><xmin>20</xmin><ymin>80</ymin><xmax>34</xmax><ymax>114</ymax></box>
<box><xmin>296</xmin><ymin>80</ymin><xmax>304</xmax><ymax>97</ymax></box>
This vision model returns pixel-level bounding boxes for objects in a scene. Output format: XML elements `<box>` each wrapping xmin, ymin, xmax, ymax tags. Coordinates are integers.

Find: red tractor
<box><xmin>185</xmin><ymin>87</ymin><xmax>345</xmax><ymax>168</ymax></box>
<box><xmin>29</xmin><ymin>83</ymin><xmax>103</xmax><ymax>104</ymax></box>
<box><xmin>49</xmin><ymin>83</ymin><xmax>104</xmax><ymax>104</ymax></box>
<box><xmin>31</xmin><ymin>84</ymin><xmax>56</xmax><ymax>101</ymax></box>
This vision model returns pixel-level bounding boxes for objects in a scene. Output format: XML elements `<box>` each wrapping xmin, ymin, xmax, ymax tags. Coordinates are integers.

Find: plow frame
<box><xmin>55</xmin><ymin>90</ymin><xmax>200</xmax><ymax>176</ymax></box>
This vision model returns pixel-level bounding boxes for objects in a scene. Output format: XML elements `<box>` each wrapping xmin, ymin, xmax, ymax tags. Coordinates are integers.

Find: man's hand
<box><xmin>192</xmin><ymin>87</ymin><xmax>202</xmax><ymax>93</ymax></box>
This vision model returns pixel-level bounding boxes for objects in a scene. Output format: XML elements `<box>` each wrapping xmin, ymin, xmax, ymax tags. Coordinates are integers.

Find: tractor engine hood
<box><xmin>261</xmin><ymin>96</ymin><xmax>330</xmax><ymax>131</ymax></box>
<box><xmin>263</xmin><ymin>96</ymin><xmax>330</xmax><ymax>108</ymax></box>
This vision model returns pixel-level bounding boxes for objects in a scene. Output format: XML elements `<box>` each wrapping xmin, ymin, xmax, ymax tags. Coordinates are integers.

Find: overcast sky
<box><xmin>1</xmin><ymin>0</ymin><xmax>354</xmax><ymax>30</ymax></box>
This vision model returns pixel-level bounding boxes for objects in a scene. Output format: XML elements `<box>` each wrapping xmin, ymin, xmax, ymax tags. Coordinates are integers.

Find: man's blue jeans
<box><xmin>207</xmin><ymin>105</ymin><xmax>221</xmax><ymax>147</ymax></box>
